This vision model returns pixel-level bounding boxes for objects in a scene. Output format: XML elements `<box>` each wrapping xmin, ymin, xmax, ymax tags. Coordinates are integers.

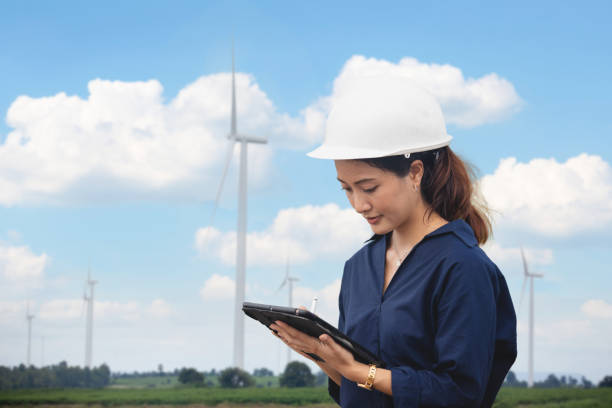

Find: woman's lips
<box><xmin>367</xmin><ymin>216</ymin><xmax>381</xmax><ymax>224</ymax></box>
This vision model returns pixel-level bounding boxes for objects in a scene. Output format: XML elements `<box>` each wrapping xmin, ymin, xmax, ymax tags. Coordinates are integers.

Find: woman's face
<box><xmin>334</xmin><ymin>159</ymin><xmax>422</xmax><ymax>235</ymax></box>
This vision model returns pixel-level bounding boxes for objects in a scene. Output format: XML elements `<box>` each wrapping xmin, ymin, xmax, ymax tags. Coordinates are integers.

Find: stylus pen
<box><xmin>310</xmin><ymin>297</ymin><xmax>318</xmax><ymax>314</ymax></box>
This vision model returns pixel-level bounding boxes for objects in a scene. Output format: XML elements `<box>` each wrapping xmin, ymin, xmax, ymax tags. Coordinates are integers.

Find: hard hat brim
<box><xmin>306</xmin><ymin>135</ymin><xmax>452</xmax><ymax>160</ymax></box>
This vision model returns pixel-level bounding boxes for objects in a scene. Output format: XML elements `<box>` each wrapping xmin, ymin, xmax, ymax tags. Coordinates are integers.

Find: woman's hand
<box><xmin>269</xmin><ymin>319</ymin><xmax>357</xmax><ymax>377</ymax></box>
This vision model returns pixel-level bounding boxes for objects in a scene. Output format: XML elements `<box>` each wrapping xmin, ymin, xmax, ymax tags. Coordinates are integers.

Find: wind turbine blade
<box><xmin>517</xmin><ymin>276</ymin><xmax>528</xmax><ymax>314</ymax></box>
<box><xmin>80</xmin><ymin>279</ymin><xmax>88</xmax><ymax>319</ymax></box>
<box><xmin>210</xmin><ymin>139</ymin><xmax>236</xmax><ymax>226</ymax></box>
<box><xmin>80</xmin><ymin>297</ymin><xmax>87</xmax><ymax>319</ymax></box>
<box><xmin>231</xmin><ymin>41</ymin><xmax>237</xmax><ymax>136</ymax></box>
<box><xmin>276</xmin><ymin>279</ymin><xmax>287</xmax><ymax>293</ymax></box>
<box><xmin>273</xmin><ymin>255</ymin><xmax>291</xmax><ymax>293</ymax></box>
<box><xmin>236</xmin><ymin>134</ymin><xmax>267</xmax><ymax>144</ymax></box>
<box><xmin>520</xmin><ymin>247</ymin><xmax>529</xmax><ymax>276</ymax></box>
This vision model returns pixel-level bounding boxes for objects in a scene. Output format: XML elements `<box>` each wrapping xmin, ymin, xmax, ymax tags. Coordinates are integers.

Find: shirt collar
<box><xmin>425</xmin><ymin>219</ymin><xmax>478</xmax><ymax>247</ymax></box>
<box><xmin>364</xmin><ymin>219</ymin><xmax>478</xmax><ymax>248</ymax></box>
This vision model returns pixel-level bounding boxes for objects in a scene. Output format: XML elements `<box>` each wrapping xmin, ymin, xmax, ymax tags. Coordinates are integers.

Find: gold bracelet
<box><xmin>357</xmin><ymin>364</ymin><xmax>376</xmax><ymax>391</ymax></box>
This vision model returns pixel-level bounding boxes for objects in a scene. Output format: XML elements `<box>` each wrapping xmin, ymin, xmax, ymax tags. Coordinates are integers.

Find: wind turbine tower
<box><xmin>41</xmin><ymin>336</ymin><xmax>45</xmax><ymax>367</ymax></box>
<box><xmin>26</xmin><ymin>303</ymin><xmax>34</xmax><ymax>366</ymax></box>
<box><xmin>277</xmin><ymin>258</ymin><xmax>299</xmax><ymax>364</ymax></box>
<box><xmin>518</xmin><ymin>248</ymin><xmax>543</xmax><ymax>388</ymax></box>
<box><xmin>209</xmin><ymin>45</ymin><xmax>267</xmax><ymax>369</ymax></box>
<box><xmin>83</xmin><ymin>270</ymin><xmax>98</xmax><ymax>368</ymax></box>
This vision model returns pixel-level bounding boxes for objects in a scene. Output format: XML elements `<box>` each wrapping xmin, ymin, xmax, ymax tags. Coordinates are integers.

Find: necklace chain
<box><xmin>389</xmin><ymin>219</ymin><xmax>448</xmax><ymax>269</ymax></box>
<box><xmin>392</xmin><ymin>234</ymin><xmax>412</xmax><ymax>268</ymax></box>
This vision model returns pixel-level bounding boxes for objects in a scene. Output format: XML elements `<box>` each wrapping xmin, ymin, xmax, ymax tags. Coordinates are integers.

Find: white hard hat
<box><xmin>307</xmin><ymin>75</ymin><xmax>452</xmax><ymax>160</ymax></box>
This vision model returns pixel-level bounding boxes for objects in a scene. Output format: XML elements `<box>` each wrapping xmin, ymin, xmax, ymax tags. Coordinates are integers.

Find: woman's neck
<box><xmin>392</xmin><ymin>202</ymin><xmax>448</xmax><ymax>251</ymax></box>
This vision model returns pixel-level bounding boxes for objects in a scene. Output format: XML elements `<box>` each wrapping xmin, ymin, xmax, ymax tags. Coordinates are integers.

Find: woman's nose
<box><xmin>353</xmin><ymin>193</ymin><xmax>372</xmax><ymax>213</ymax></box>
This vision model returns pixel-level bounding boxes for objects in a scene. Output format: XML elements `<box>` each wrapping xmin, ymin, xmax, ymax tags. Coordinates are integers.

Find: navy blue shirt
<box><xmin>328</xmin><ymin>219</ymin><xmax>517</xmax><ymax>407</ymax></box>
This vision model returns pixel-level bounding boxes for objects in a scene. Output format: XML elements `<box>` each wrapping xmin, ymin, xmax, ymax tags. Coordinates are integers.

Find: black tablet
<box><xmin>242</xmin><ymin>301</ymin><xmax>385</xmax><ymax>367</ymax></box>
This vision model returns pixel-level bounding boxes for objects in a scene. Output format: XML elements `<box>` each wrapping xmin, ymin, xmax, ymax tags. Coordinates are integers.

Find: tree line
<box><xmin>0</xmin><ymin>362</ymin><xmax>110</xmax><ymax>390</ymax></box>
<box><xmin>3</xmin><ymin>362</ymin><xmax>610</xmax><ymax>390</ymax></box>
<box><xmin>177</xmin><ymin>362</ymin><xmax>327</xmax><ymax>388</ymax></box>
<box><xmin>502</xmin><ymin>370</ymin><xmax>612</xmax><ymax>388</ymax></box>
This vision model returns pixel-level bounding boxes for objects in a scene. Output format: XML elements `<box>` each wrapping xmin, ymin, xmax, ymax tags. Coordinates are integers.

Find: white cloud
<box><xmin>513</xmin><ymin>312</ymin><xmax>612</xmax><ymax>382</ymax></box>
<box><xmin>195</xmin><ymin>203</ymin><xmax>371</xmax><ymax>266</ymax></box>
<box><xmin>293</xmin><ymin>279</ymin><xmax>342</xmax><ymax>325</ymax></box>
<box><xmin>518</xmin><ymin>318</ymin><xmax>600</xmax><ymax>348</ymax></box>
<box><xmin>38</xmin><ymin>299</ymin><xmax>82</xmax><ymax>320</ymax></box>
<box><xmin>0</xmin><ymin>300</ymin><xmax>29</xmax><ymax>324</ymax></box>
<box><xmin>480</xmin><ymin>153</ymin><xmax>612</xmax><ymax>236</ymax></box>
<box><xmin>200</xmin><ymin>274</ymin><xmax>235</xmax><ymax>301</ymax></box>
<box><xmin>481</xmin><ymin>241</ymin><xmax>553</xmax><ymax>274</ymax></box>
<box><xmin>147</xmin><ymin>299</ymin><xmax>174</xmax><ymax>319</ymax></box>
<box><xmin>0</xmin><ymin>56</ymin><xmax>521</xmax><ymax>206</ymax></box>
<box><xmin>93</xmin><ymin>300</ymin><xmax>141</xmax><ymax>321</ymax></box>
<box><xmin>581</xmin><ymin>299</ymin><xmax>612</xmax><ymax>319</ymax></box>
<box><xmin>0</xmin><ymin>243</ymin><xmax>49</xmax><ymax>289</ymax></box>
<box><xmin>38</xmin><ymin>299</ymin><xmax>141</xmax><ymax>322</ymax></box>
<box><xmin>0</xmin><ymin>75</ymin><xmax>285</xmax><ymax>205</ymax></box>
<box><xmin>328</xmin><ymin>55</ymin><xmax>522</xmax><ymax>128</ymax></box>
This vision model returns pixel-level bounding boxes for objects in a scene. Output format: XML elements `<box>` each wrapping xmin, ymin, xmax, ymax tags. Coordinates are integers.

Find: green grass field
<box><xmin>493</xmin><ymin>387</ymin><xmax>612</xmax><ymax>408</ymax></box>
<box><xmin>0</xmin><ymin>387</ymin><xmax>611</xmax><ymax>407</ymax></box>
<box><xmin>0</xmin><ymin>387</ymin><xmax>332</xmax><ymax>406</ymax></box>
<box><xmin>110</xmin><ymin>376</ymin><xmax>180</xmax><ymax>389</ymax></box>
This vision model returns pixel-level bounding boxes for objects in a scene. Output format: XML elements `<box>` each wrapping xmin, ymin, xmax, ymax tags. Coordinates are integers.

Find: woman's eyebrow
<box><xmin>336</xmin><ymin>177</ymin><xmax>377</xmax><ymax>185</ymax></box>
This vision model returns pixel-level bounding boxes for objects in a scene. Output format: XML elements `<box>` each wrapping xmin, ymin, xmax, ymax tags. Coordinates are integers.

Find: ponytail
<box><xmin>422</xmin><ymin>147</ymin><xmax>491</xmax><ymax>244</ymax></box>
<box><xmin>359</xmin><ymin>146</ymin><xmax>492</xmax><ymax>244</ymax></box>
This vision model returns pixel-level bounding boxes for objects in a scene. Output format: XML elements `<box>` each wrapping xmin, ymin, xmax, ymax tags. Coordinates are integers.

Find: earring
<box><xmin>414</xmin><ymin>185</ymin><xmax>418</xmax><ymax>192</ymax></box>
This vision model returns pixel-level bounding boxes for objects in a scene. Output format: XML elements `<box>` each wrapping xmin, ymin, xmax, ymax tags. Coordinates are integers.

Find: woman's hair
<box><xmin>359</xmin><ymin>146</ymin><xmax>492</xmax><ymax>244</ymax></box>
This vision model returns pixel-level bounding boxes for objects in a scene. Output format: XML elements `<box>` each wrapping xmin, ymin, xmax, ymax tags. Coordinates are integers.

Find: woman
<box><xmin>270</xmin><ymin>76</ymin><xmax>517</xmax><ymax>407</ymax></box>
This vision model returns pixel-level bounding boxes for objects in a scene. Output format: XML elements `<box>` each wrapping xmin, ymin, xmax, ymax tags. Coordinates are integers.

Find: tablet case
<box><xmin>242</xmin><ymin>301</ymin><xmax>385</xmax><ymax>367</ymax></box>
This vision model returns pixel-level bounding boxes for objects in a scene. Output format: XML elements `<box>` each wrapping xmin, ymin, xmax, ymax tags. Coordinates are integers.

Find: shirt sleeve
<box><xmin>328</xmin><ymin>263</ymin><xmax>347</xmax><ymax>406</ymax></box>
<box><xmin>390</xmin><ymin>257</ymin><xmax>499</xmax><ymax>408</ymax></box>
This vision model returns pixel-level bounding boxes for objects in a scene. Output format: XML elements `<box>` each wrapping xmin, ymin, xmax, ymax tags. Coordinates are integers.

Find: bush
<box><xmin>599</xmin><ymin>376</ymin><xmax>612</xmax><ymax>388</ymax></box>
<box><xmin>280</xmin><ymin>361</ymin><xmax>314</xmax><ymax>388</ymax></box>
<box><xmin>253</xmin><ymin>367</ymin><xmax>274</xmax><ymax>377</ymax></box>
<box><xmin>503</xmin><ymin>371</ymin><xmax>527</xmax><ymax>388</ymax></box>
<box><xmin>218</xmin><ymin>367</ymin><xmax>255</xmax><ymax>388</ymax></box>
<box><xmin>178</xmin><ymin>368</ymin><xmax>204</xmax><ymax>386</ymax></box>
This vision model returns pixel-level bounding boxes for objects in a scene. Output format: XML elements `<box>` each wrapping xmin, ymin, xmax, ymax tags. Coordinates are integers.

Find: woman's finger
<box><xmin>320</xmin><ymin>334</ymin><xmax>349</xmax><ymax>356</ymax></box>
<box><xmin>274</xmin><ymin>320</ymin><xmax>316</xmax><ymax>343</ymax></box>
<box><xmin>319</xmin><ymin>333</ymin><xmax>335</xmax><ymax>347</ymax></box>
<box><xmin>272</xmin><ymin>323</ymin><xmax>307</xmax><ymax>345</ymax></box>
<box><xmin>271</xmin><ymin>324</ymin><xmax>310</xmax><ymax>351</ymax></box>
<box><xmin>270</xmin><ymin>322</ymin><xmax>330</xmax><ymax>361</ymax></box>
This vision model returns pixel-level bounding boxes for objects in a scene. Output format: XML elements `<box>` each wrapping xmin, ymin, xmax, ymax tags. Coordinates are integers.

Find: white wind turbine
<box><xmin>82</xmin><ymin>269</ymin><xmax>98</xmax><ymax>368</ymax></box>
<box><xmin>41</xmin><ymin>335</ymin><xmax>45</xmax><ymax>367</ymax></box>
<box><xmin>26</xmin><ymin>302</ymin><xmax>34</xmax><ymax>366</ymax></box>
<box><xmin>518</xmin><ymin>247</ymin><xmax>543</xmax><ymax>388</ymax></box>
<box><xmin>209</xmin><ymin>45</ymin><xmax>267</xmax><ymax>369</ymax></box>
<box><xmin>276</xmin><ymin>257</ymin><xmax>299</xmax><ymax>364</ymax></box>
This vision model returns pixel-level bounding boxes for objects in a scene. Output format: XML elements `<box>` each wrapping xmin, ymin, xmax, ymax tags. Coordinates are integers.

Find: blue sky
<box><xmin>1</xmin><ymin>1</ymin><xmax>611</xmax><ymax>383</ymax></box>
